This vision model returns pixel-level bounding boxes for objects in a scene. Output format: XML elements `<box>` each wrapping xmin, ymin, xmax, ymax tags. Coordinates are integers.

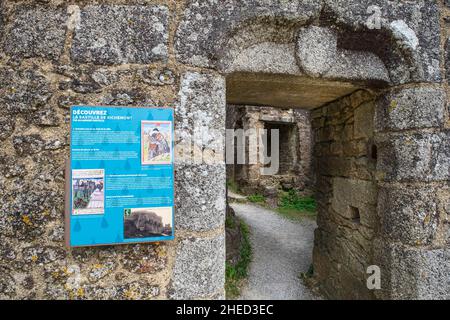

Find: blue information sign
<box><xmin>65</xmin><ymin>106</ymin><xmax>174</xmax><ymax>247</ymax></box>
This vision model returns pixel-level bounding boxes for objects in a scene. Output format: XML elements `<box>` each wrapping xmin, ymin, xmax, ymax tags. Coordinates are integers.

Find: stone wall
<box><xmin>0</xmin><ymin>1</ymin><xmax>225</xmax><ymax>300</ymax></box>
<box><xmin>312</xmin><ymin>83</ymin><xmax>450</xmax><ymax>300</ymax></box>
<box><xmin>311</xmin><ymin>90</ymin><xmax>378</xmax><ymax>299</ymax></box>
<box><xmin>0</xmin><ymin>0</ymin><xmax>449</xmax><ymax>300</ymax></box>
<box><xmin>226</xmin><ymin>105</ymin><xmax>312</xmax><ymax>196</ymax></box>
<box><xmin>373</xmin><ymin>85</ymin><xmax>449</xmax><ymax>299</ymax></box>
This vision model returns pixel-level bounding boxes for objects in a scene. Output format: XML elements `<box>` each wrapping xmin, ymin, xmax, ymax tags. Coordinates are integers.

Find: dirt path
<box><xmin>230</xmin><ymin>202</ymin><xmax>319</xmax><ymax>300</ymax></box>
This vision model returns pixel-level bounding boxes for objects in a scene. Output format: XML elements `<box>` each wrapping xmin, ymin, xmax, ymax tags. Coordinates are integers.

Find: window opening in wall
<box><xmin>349</xmin><ymin>206</ymin><xmax>361</xmax><ymax>224</ymax></box>
<box><xmin>371</xmin><ymin>144</ymin><xmax>378</xmax><ymax>161</ymax></box>
<box><xmin>263</xmin><ymin>122</ymin><xmax>295</xmax><ymax>175</ymax></box>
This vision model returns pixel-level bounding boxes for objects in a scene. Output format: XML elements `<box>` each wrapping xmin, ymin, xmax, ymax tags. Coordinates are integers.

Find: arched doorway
<box><xmin>215</xmin><ymin>19</ymin><xmax>389</xmax><ymax>298</ymax></box>
<box><xmin>174</xmin><ymin>0</ymin><xmax>448</xmax><ymax>299</ymax></box>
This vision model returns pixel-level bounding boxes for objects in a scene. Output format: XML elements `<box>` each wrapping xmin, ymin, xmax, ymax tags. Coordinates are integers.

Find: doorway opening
<box><xmin>224</xmin><ymin>72</ymin><xmax>379</xmax><ymax>299</ymax></box>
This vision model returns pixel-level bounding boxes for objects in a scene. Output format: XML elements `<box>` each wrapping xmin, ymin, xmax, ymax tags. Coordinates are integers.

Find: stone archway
<box><xmin>221</xmin><ymin>23</ymin><xmax>385</xmax><ymax>299</ymax></box>
<box><xmin>175</xmin><ymin>0</ymin><xmax>449</xmax><ymax>300</ymax></box>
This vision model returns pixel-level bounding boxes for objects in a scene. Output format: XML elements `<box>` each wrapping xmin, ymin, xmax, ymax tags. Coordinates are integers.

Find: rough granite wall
<box><xmin>373</xmin><ymin>86</ymin><xmax>449</xmax><ymax>300</ymax></box>
<box><xmin>0</xmin><ymin>1</ymin><xmax>225</xmax><ymax>300</ymax></box>
<box><xmin>0</xmin><ymin>0</ymin><xmax>449</xmax><ymax>300</ymax></box>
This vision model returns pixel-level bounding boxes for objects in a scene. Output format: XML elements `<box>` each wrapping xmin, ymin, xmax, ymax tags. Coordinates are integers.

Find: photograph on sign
<box><xmin>141</xmin><ymin>121</ymin><xmax>172</xmax><ymax>165</ymax></box>
<box><xmin>72</xmin><ymin>169</ymin><xmax>105</xmax><ymax>215</ymax></box>
<box><xmin>124</xmin><ymin>207</ymin><xmax>173</xmax><ymax>239</ymax></box>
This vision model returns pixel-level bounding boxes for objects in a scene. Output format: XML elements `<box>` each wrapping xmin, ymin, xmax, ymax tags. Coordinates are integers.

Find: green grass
<box><xmin>299</xmin><ymin>264</ymin><xmax>314</xmax><ymax>280</ymax></box>
<box><xmin>277</xmin><ymin>190</ymin><xmax>317</xmax><ymax>220</ymax></box>
<box><xmin>225</xmin><ymin>220</ymin><xmax>252</xmax><ymax>299</ymax></box>
<box><xmin>225</xmin><ymin>214</ymin><xmax>236</xmax><ymax>229</ymax></box>
<box><xmin>247</xmin><ymin>193</ymin><xmax>265</xmax><ymax>203</ymax></box>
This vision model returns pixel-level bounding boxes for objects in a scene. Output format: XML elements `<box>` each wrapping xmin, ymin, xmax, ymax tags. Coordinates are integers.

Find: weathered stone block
<box><xmin>296</xmin><ymin>25</ymin><xmax>337</xmax><ymax>77</ymax></box>
<box><xmin>0</xmin><ymin>266</ymin><xmax>16</xmax><ymax>299</ymax></box>
<box><xmin>326</xmin><ymin>49</ymin><xmax>390</xmax><ymax>83</ymax></box>
<box><xmin>176</xmin><ymin>72</ymin><xmax>225</xmax><ymax>165</ymax></box>
<box><xmin>351</xmin><ymin>156</ymin><xmax>376</xmax><ymax>181</ymax></box>
<box><xmin>296</xmin><ymin>25</ymin><xmax>389</xmax><ymax>83</ymax></box>
<box><xmin>176</xmin><ymin>0</ymin><xmax>440</xmax><ymax>84</ymax></box>
<box><xmin>377</xmin><ymin>131</ymin><xmax>450</xmax><ymax>182</ymax></box>
<box><xmin>2</xmin><ymin>6</ymin><xmax>67</xmax><ymax>60</ymax></box>
<box><xmin>354</xmin><ymin>101</ymin><xmax>374</xmax><ymax>139</ymax></box>
<box><xmin>323</xmin><ymin>0</ymin><xmax>442</xmax><ymax>84</ymax></box>
<box><xmin>378</xmin><ymin>185</ymin><xmax>441</xmax><ymax>246</ymax></box>
<box><xmin>438</xmin><ymin>188</ymin><xmax>450</xmax><ymax>218</ymax></box>
<box><xmin>175</xmin><ymin>163</ymin><xmax>225</xmax><ymax>232</ymax></box>
<box><xmin>375</xmin><ymin>87</ymin><xmax>445</xmax><ymax>131</ymax></box>
<box><xmin>0</xmin><ymin>2</ymin><xmax>4</xmax><ymax>41</ymax></box>
<box><xmin>175</xmin><ymin>0</ymin><xmax>322</xmax><ymax>67</ymax></box>
<box><xmin>374</xmin><ymin>241</ymin><xmax>450</xmax><ymax>299</ymax></box>
<box><xmin>446</xmin><ymin>37</ymin><xmax>450</xmax><ymax>84</ymax></box>
<box><xmin>222</xmin><ymin>41</ymin><xmax>300</xmax><ymax>75</ymax></box>
<box><xmin>0</xmin><ymin>116</ymin><xmax>15</xmax><ymax>141</ymax></box>
<box><xmin>315</xmin><ymin>126</ymin><xmax>332</xmax><ymax>143</ymax></box>
<box><xmin>0</xmin><ymin>67</ymin><xmax>52</xmax><ymax>115</ymax></box>
<box><xmin>71</xmin><ymin>5</ymin><xmax>168</xmax><ymax>64</ymax></box>
<box><xmin>118</xmin><ymin>244</ymin><xmax>166</xmax><ymax>274</ymax></box>
<box><xmin>341</xmin><ymin>124</ymin><xmax>354</xmax><ymax>141</ymax></box>
<box><xmin>22</xmin><ymin>246</ymin><xmax>66</xmax><ymax>265</ymax></box>
<box><xmin>342</xmin><ymin>140</ymin><xmax>367</xmax><ymax>158</ymax></box>
<box><xmin>312</xmin><ymin>228</ymin><xmax>333</xmax><ymax>282</ymax></box>
<box><xmin>82</xmin><ymin>281</ymin><xmax>159</xmax><ymax>300</ymax></box>
<box><xmin>177</xmin><ymin>72</ymin><xmax>225</xmax><ymax>130</ymax></box>
<box><xmin>0</xmin><ymin>154</ymin><xmax>26</xmax><ymax>179</ymax></box>
<box><xmin>313</xmin><ymin>227</ymin><xmax>375</xmax><ymax>299</ymax></box>
<box><xmin>317</xmin><ymin>156</ymin><xmax>352</xmax><ymax>177</ymax></box>
<box><xmin>331</xmin><ymin>177</ymin><xmax>377</xmax><ymax>227</ymax></box>
<box><xmin>13</xmin><ymin>134</ymin><xmax>64</xmax><ymax>156</ymax></box>
<box><xmin>169</xmin><ymin>235</ymin><xmax>225</xmax><ymax>299</ymax></box>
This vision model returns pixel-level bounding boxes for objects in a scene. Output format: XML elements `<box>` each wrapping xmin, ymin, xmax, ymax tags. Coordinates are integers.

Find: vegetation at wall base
<box><xmin>247</xmin><ymin>193</ymin><xmax>265</xmax><ymax>203</ymax></box>
<box><xmin>277</xmin><ymin>190</ymin><xmax>317</xmax><ymax>220</ymax></box>
<box><xmin>299</xmin><ymin>264</ymin><xmax>314</xmax><ymax>280</ymax></box>
<box><xmin>225</xmin><ymin>213</ymin><xmax>236</xmax><ymax>229</ymax></box>
<box><xmin>225</xmin><ymin>219</ymin><xmax>252</xmax><ymax>299</ymax></box>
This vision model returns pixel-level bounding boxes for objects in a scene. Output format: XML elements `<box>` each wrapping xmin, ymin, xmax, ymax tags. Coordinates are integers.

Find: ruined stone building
<box><xmin>0</xmin><ymin>0</ymin><xmax>449</xmax><ymax>300</ymax></box>
<box><xmin>226</xmin><ymin>105</ymin><xmax>312</xmax><ymax>196</ymax></box>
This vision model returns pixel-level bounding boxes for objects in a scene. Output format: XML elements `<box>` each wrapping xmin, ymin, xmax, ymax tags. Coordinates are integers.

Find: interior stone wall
<box><xmin>312</xmin><ymin>84</ymin><xmax>450</xmax><ymax>299</ymax></box>
<box><xmin>226</xmin><ymin>105</ymin><xmax>312</xmax><ymax>196</ymax></box>
<box><xmin>311</xmin><ymin>90</ymin><xmax>378</xmax><ymax>299</ymax></box>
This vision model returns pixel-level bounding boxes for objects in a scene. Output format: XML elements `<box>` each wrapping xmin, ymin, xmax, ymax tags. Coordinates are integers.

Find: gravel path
<box><xmin>230</xmin><ymin>202</ymin><xmax>319</xmax><ymax>300</ymax></box>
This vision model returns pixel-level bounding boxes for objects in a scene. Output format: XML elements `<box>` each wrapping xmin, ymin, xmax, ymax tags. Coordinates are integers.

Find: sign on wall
<box><xmin>65</xmin><ymin>106</ymin><xmax>174</xmax><ymax>247</ymax></box>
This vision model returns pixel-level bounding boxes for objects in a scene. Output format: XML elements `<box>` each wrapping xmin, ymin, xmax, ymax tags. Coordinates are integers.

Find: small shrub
<box><xmin>299</xmin><ymin>264</ymin><xmax>314</xmax><ymax>280</ymax></box>
<box><xmin>247</xmin><ymin>193</ymin><xmax>265</xmax><ymax>203</ymax></box>
<box><xmin>279</xmin><ymin>190</ymin><xmax>316</xmax><ymax>213</ymax></box>
<box><xmin>225</xmin><ymin>220</ymin><xmax>252</xmax><ymax>299</ymax></box>
<box><xmin>225</xmin><ymin>214</ymin><xmax>236</xmax><ymax>229</ymax></box>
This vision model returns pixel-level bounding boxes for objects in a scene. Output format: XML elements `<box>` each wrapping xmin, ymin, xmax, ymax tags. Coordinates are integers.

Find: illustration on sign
<box><xmin>141</xmin><ymin>121</ymin><xmax>172</xmax><ymax>165</ymax></box>
<box><xmin>65</xmin><ymin>106</ymin><xmax>175</xmax><ymax>247</ymax></box>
